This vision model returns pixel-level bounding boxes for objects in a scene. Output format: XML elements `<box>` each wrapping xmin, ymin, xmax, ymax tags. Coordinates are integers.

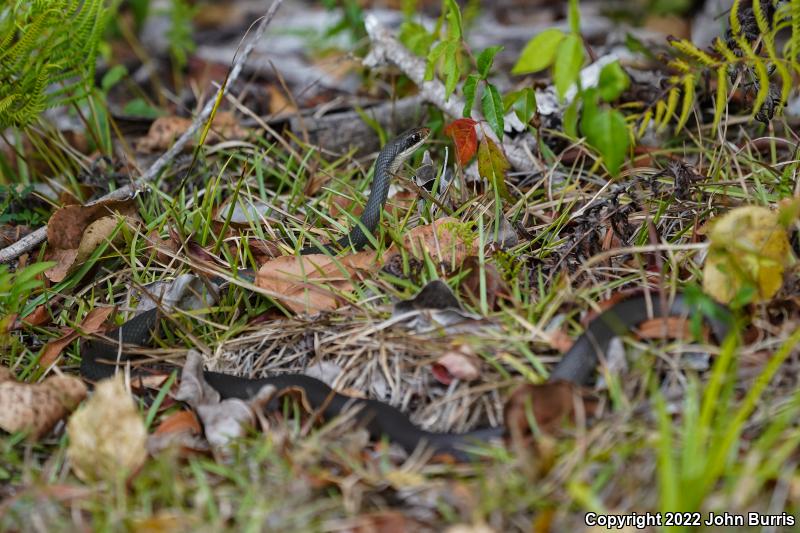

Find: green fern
<box><xmin>0</xmin><ymin>0</ymin><xmax>111</xmax><ymax>129</ymax></box>
<box><xmin>636</xmin><ymin>0</ymin><xmax>794</xmax><ymax>136</ymax></box>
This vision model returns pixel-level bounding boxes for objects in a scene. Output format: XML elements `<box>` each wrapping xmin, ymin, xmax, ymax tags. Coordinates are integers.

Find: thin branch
<box><xmin>0</xmin><ymin>0</ymin><xmax>285</xmax><ymax>264</ymax></box>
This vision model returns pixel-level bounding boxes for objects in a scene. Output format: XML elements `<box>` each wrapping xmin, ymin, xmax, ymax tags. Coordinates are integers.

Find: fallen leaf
<box><xmin>39</xmin><ymin>306</ymin><xmax>115</xmax><ymax>367</ymax></box>
<box><xmin>433</xmin><ymin>343</ymin><xmax>481</xmax><ymax>384</ymax></box>
<box><xmin>477</xmin><ymin>137</ymin><xmax>511</xmax><ymax>201</ymax></box>
<box><xmin>46</xmin><ymin>198</ymin><xmax>137</xmax><ymax>250</ymax></box>
<box><xmin>147</xmin><ymin>410</ymin><xmax>208</xmax><ymax>456</ymax></box>
<box><xmin>703</xmin><ymin>205</ymin><xmax>794</xmax><ymax>304</ymax></box>
<box><xmin>384</xmin><ymin>217</ymin><xmax>478</xmax><ymax>265</ymax></box>
<box><xmin>136</xmin><ymin>112</ymin><xmax>247</xmax><ymax>153</ymax></box>
<box><xmin>444</xmin><ymin>118</ymin><xmax>478</xmax><ymax>165</ymax></box>
<box><xmin>66</xmin><ymin>376</ymin><xmax>148</xmax><ymax>483</ymax></box>
<box><xmin>9</xmin><ymin>304</ymin><xmax>51</xmax><ymax>330</ymax></box>
<box><xmin>175</xmin><ymin>350</ymin><xmax>274</xmax><ymax>451</ymax></box>
<box><xmin>459</xmin><ymin>256</ymin><xmax>511</xmax><ymax>310</ymax></box>
<box><xmin>256</xmin><ymin>250</ymin><xmax>377</xmax><ymax>314</ymax></box>
<box><xmin>0</xmin><ymin>368</ymin><xmax>87</xmax><ymax>441</ymax></box>
<box><xmin>636</xmin><ymin>316</ymin><xmax>690</xmax><ymax>340</ymax></box>
<box><xmin>46</xmin><ymin>202</ymin><xmax>140</xmax><ymax>282</ymax></box>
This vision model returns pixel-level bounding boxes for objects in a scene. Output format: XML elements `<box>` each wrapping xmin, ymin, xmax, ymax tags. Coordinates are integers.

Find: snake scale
<box><xmin>80</xmin><ymin>129</ymin><xmax>731</xmax><ymax>460</ymax></box>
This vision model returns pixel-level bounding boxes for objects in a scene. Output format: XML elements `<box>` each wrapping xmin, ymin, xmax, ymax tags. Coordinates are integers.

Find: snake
<box><xmin>298</xmin><ymin>127</ymin><xmax>430</xmax><ymax>255</ymax></box>
<box><xmin>78</xmin><ymin>130</ymin><xmax>732</xmax><ymax>460</ymax></box>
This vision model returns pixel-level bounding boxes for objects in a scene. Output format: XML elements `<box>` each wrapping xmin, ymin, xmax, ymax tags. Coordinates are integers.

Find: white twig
<box><xmin>363</xmin><ymin>14</ymin><xmax>540</xmax><ymax>173</ymax></box>
<box><xmin>0</xmin><ymin>0</ymin><xmax>285</xmax><ymax>264</ymax></box>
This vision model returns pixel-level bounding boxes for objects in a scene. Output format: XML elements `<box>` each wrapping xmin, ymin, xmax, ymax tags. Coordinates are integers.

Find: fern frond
<box><xmin>668</xmin><ymin>39</ymin><xmax>718</xmax><ymax>67</ymax></box>
<box><xmin>730</xmin><ymin>0</ymin><xmax>742</xmax><ymax>36</ymax></box>
<box><xmin>675</xmin><ymin>74</ymin><xmax>695</xmax><ymax>133</ymax></box>
<box><xmin>637</xmin><ymin>109</ymin><xmax>653</xmax><ymax>138</ymax></box>
<box><xmin>712</xmin><ymin>65</ymin><xmax>728</xmax><ymax>130</ymax></box>
<box><xmin>0</xmin><ymin>0</ymin><xmax>110</xmax><ymax>128</ymax></box>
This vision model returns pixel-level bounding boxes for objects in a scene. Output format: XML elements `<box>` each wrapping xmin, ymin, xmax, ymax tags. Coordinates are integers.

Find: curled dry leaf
<box><xmin>384</xmin><ymin>217</ymin><xmax>477</xmax><ymax>265</ymax></box>
<box><xmin>136</xmin><ymin>111</ymin><xmax>247</xmax><ymax>153</ymax></box>
<box><xmin>256</xmin><ymin>250</ymin><xmax>377</xmax><ymax>314</ymax></box>
<box><xmin>39</xmin><ymin>306</ymin><xmax>115</xmax><ymax>368</ymax></box>
<box><xmin>459</xmin><ymin>256</ymin><xmax>511</xmax><ymax>310</ymax></box>
<box><xmin>255</xmin><ymin>217</ymin><xmax>476</xmax><ymax>314</ymax></box>
<box><xmin>503</xmin><ymin>381</ymin><xmax>598</xmax><ymax>446</ymax></box>
<box><xmin>433</xmin><ymin>343</ymin><xmax>481</xmax><ymax>384</ymax></box>
<box><xmin>175</xmin><ymin>350</ymin><xmax>274</xmax><ymax>451</ymax></box>
<box><xmin>703</xmin><ymin>205</ymin><xmax>794</xmax><ymax>304</ymax></box>
<box><xmin>46</xmin><ymin>207</ymin><xmax>140</xmax><ymax>282</ymax></box>
<box><xmin>66</xmin><ymin>376</ymin><xmax>147</xmax><ymax>483</ymax></box>
<box><xmin>0</xmin><ymin>367</ymin><xmax>87</xmax><ymax>441</ymax></box>
<box><xmin>147</xmin><ymin>410</ymin><xmax>208</xmax><ymax>456</ymax></box>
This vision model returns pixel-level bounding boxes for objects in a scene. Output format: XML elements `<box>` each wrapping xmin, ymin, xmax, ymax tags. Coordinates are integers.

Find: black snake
<box><xmin>80</xmin><ymin>130</ymin><xmax>730</xmax><ymax>459</ymax></box>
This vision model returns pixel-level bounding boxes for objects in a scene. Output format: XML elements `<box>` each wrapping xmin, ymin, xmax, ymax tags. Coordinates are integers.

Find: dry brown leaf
<box><xmin>66</xmin><ymin>376</ymin><xmax>148</xmax><ymax>483</ymax></box>
<box><xmin>351</xmin><ymin>511</ymin><xmax>424</xmax><ymax>533</ymax></box>
<box><xmin>147</xmin><ymin>410</ymin><xmax>207</xmax><ymax>456</ymax></box>
<box><xmin>433</xmin><ymin>343</ymin><xmax>481</xmax><ymax>384</ymax></box>
<box><xmin>48</xmin><ymin>216</ymin><xmax>134</xmax><ymax>282</ymax></box>
<box><xmin>636</xmin><ymin>316</ymin><xmax>691</xmax><ymax>340</ymax></box>
<box><xmin>256</xmin><ymin>250</ymin><xmax>378</xmax><ymax>314</ymax></box>
<box><xmin>384</xmin><ymin>217</ymin><xmax>476</xmax><ymax>264</ymax></box>
<box><xmin>504</xmin><ymin>381</ymin><xmax>598</xmax><ymax>454</ymax></box>
<box><xmin>459</xmin><ymin>256</ymin><xmax>511</xmax><ymax>310</ymax></box>
<box><xmin>255</xmin><ymin>218</ymin><xmax>475</xmax><ymax>314</ymax></box>
<box><xmin>46</xmin><ymin>197</ymin><xmax>140</xmax><ymax>282</ymax></box>
<box><xmin>39</xmin><ymin>306</ymin><xmax>115</xmax><ymax>368</ymax></box>
<box><xmin>46</xmin><ymin>198</ymin><xmax>137</xmax><ymax>250</ymax></box>
<box><xmin>9</xmin><ymin>304</ymin><xmax>51</xmax><ymax>331</ymax></box>
<box><xmin>0</xmin><ymin>368</ymin><xmax>87</xmax><ymax>440</ymax></box>
<box><xmin>136</xmin><ymin>112</ymin><xmax>247</xmax><ymax>153</ymax></box>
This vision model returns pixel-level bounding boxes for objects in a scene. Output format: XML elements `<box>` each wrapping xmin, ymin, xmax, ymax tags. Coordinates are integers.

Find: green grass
<box><xmin>2</xmin><ymin>29</ymin><xmax>800</xmax><ymax>533</ymax></box>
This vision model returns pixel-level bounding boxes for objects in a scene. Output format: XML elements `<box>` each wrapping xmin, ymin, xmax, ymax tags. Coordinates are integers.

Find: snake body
<box><xmin>298</xmin><ymin>127</ymin><xmax>430</xmax><ymax>254</ymax></box>
<box><xmin>81</xmin><ymin>293</ymin><xmax>729</xmax><ymax>460</ymax></box>
<box><xmin>78</xmin><ymin>130</ymin><xmax>731</xmax><ymax>459</ymax></box>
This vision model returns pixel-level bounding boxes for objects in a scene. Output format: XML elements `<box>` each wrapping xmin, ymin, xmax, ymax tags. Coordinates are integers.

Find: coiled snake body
<box><xmin>80</xmin><ymin>130</ymin><xmax>730</xmax><ymax>460</ymax></box>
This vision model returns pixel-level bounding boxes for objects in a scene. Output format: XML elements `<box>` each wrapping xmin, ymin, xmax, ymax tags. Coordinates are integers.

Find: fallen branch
<box><xmin>0</xmin><ymin>0</ymin><xmax>285</xmax><ymax>264</ymax></box>
<box><xmin>363</xmin><ymin>15</ymin><xmax>541</xmax><ymax>174</ymax></box>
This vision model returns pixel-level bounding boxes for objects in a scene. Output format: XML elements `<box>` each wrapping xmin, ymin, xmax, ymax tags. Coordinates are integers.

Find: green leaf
<box><xmin>503</xmin><ymin>87</ymin><xmax>536</xmax><ymax>125</ymax></box>
<box><xmin>597</xmin><ymin>61</ymin><xmax>629</xmax><ymax>102</ymax></box>
<box><xmin>399</xmin><ymin>22</ymin><xmax>434</xmax><ymax>56</ymax></box>
<box><xmin>563</xmin><ymin>100</ymin><xmax>579</xmax><ymax>138</ymax></box>
<box><xmin>122</xmin><ymin>98</ymin><xmax>163</xmax><ymax>118</ymax></box>
<box><xmin>568</xmin><ymin>0</ymin><xmax>581</xmax><ymax>35</ymax></box>
<box><xmin>425</xmin><ymin>40</ymin><xmax>448</xmax><ymax>81</ymax></box>
<box><xmin>101</xmin><ymin>64</ymin><xmax>127</xmax><ymax>93</ymax></box>
<box><xmin>512</xmin><ymin>28</ymin><xmax>565</xmax><ymax>75</ymax></box>
<box><xmin>445</xmin><ymin>0</ymin><xmax>462</xmax><ymax>40</ymax></box>
<box><xmin>582</xmin><ymin>108</ymin><xmax>630</xmax><ymax>176</ymax></box>
<box><xmin>481</xmin><ymin>83</ymin><xmax>504</xmax><ymax>139</ymax></box>
<box><xmin>477</xmin><ymin>45</ymin><xmax>503</xmax><ymax>79</ymax></box>
<box><xmin>477</xmin><ymin>137</ymin><xmax>512</xmax><ymax>201</ymax></box>
<box><xmin>443</xmin><ymin>41</ymin><xmax>460</xmax><ymax>100</ymax></box>
<box><xmin>462</xmin><ymin>74</ymin><xmax>479</xmax><ymax>117</ymax></box>
<box><xmin>554</xmin><ymin>34</ymin><xmax>584</xmax><ymax>100</ymax></box>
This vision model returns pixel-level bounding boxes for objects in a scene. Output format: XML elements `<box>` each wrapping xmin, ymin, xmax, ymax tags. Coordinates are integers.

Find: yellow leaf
<box><xmin>703</xmin><ymin>206</ymin><xmax>793</xmax><ymax>304</ymax></box>
<box><xmin>67</xmin><ymin>376</ymin><xmax>147</xmax><ymax>483</ymax></box>
<box><xmin>477</xmin><ymin>137</ymin><xmax>511</xmax><ymax>201</ymax></box>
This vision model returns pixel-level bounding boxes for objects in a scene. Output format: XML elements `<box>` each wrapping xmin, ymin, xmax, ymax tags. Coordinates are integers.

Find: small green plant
<box><xmin>512</xmin><ymin>0</ymin><xmax>631</xmax><ymax>175</ymax></box>
<box><xmin>640</xmin><ymin>0</ymin><xmax>798</xmax><ymax>133</ymax></box>
<box><xmin>0</xmin><ymin>0</ymin><xmax>111</xmax><ymax>128</ymax></box>
<box><xmin>0</xmin><ymin>261</ymin><xmax>53</xmax><ymax>332</ymax></box>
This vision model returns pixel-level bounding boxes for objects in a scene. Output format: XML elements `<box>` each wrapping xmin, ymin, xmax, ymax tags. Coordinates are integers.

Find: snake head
<box><xmin>397</xmin><ymin>127</ymin><xmax>431</xmax><ymax>155</ymax></box>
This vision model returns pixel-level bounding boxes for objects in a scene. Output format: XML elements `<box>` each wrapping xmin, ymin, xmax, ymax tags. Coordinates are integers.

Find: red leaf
<box><xmin>444</xmin><ymin>118</ymin><xmax>478</xmax><ymax>165</ymax></box>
